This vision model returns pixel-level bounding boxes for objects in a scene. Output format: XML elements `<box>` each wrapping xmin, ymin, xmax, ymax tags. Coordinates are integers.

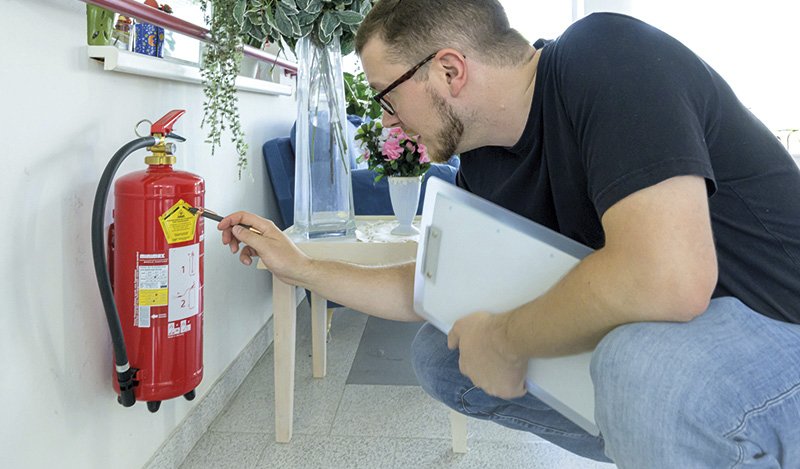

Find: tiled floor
<box><xmin>181</xmin><ymin>304</ymin><xmax>616</xmax><ymax>469</ymax></box>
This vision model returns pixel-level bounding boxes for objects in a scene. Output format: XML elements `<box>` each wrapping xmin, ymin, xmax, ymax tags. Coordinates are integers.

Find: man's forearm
<box><xmin>296</xmin><ymin>260</ymin><xmax>422</xmax><ymax>322</ymax></box>
<box><xmin>500</xmin><ymin>248</ymin><xmax>711</xmax><ymax>360</ymax></box>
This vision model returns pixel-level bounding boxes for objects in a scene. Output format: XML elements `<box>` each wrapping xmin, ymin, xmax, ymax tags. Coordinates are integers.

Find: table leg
<box><xmin>272</xmin><ymin>277</ymin><xmax>296</xmax><ymax>443</ymax></box>
<box><xmin>310</xmin><ymin>292</ymin><xmax>327</xmax><ymax>378</ymax></box>
<box><xmin>450</xmin><ymin>410</ymin><xmax>469</xmax><ymax>453</ymax></box>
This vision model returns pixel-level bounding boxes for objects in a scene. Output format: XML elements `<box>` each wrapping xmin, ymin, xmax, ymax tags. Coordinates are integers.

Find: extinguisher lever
<box><xmin>151</xmin><ymin>109</ymin><xmax>186</xmax><ymax>136</ymax></box>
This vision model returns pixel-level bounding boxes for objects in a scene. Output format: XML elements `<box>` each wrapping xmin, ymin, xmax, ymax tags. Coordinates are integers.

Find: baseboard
<box><xmin>143</xmin><ymin>318</ymin><xmax>275</xmax><ymax>469</ymax></box>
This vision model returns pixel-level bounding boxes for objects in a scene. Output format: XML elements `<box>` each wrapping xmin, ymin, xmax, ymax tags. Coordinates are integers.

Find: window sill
<box><xmin>88</xmin><ymin>46</ymin><xmax>293</xmax><ymax>96</ymax></box>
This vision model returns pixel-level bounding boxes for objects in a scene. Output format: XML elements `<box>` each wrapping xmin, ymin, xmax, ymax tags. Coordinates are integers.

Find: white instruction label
<box><xmin>168</xmin><ymin>243</ymin><xmax>200</xmax><ymax>322</ymax></box>
<box><xmin>137</xmin><ymin>306</ymin><xmax>151</xmax><ymax>328</ymax></box>
<box><xmin>135</xmin><ymin>252</ymin><xmax>169</xmax><ymax>328</ymax></box>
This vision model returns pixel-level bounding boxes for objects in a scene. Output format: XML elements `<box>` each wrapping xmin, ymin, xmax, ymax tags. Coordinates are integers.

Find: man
<box><xmin>219</xmin><ymin>1</ymin><xmax>800</xmax><ymax>466</ymax></box>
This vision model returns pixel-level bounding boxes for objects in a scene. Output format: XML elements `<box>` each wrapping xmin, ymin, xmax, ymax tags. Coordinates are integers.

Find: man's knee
<box><xmin>411</xmin><ymin>323</ymin><xmax>464</xmax><ymax>406</ymax></box>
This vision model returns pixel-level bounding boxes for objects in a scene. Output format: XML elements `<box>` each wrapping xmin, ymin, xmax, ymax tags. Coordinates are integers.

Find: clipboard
<box><xmin>413</xmin><ymin>178</ymin><xmax>599</xmax><ymax>436</ymax></box>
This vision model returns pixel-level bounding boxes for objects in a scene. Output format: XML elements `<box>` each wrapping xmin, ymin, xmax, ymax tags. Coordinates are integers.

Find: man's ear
<box><xmin>435</xmin><ymin>49</ymin><xmax>467</xmax><ymax>97</ymax></box>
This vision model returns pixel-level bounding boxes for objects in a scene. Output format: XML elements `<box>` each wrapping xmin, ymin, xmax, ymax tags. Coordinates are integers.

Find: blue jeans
<box><xmin>411</xmin><ymin>297</ymin><xmax>800</xmax><ymax>467</ymax></box>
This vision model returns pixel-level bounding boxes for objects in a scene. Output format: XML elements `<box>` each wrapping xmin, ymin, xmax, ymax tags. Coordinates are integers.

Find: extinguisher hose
<box><xmin>91</xmin><ymin>136</ymin><xmax>156</xmax><ymax>407</ymax></box>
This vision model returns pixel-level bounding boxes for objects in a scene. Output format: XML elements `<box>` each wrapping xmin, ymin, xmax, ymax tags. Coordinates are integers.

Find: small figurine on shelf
<box><xmin>112</xmin><ymin>15</ymin><xmax>133</xmax><ymax>51</ymax></box>
<box><xmin>134</xmin><ymin>0</ymin><xmax>172</xmax><ymax>58</ymax></box>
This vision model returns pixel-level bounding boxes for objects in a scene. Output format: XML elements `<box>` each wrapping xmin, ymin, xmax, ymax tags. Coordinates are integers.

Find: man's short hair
<box><xmin>356</xmin><ymin>0</ymin><xmax>530</xmax><ymax>68</ymax></box>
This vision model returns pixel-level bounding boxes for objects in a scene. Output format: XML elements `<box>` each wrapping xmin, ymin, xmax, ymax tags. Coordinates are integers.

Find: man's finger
<box><xmin>239</xmin><ymin>245</ymin><xmax>257</xmax><ymax>266</ymax></box>
<box><xmin>220</xmin><ymin>211</ymin><xmax>277</xmax><ymax>237</ymax></box>
<box><xmin>447</xmin><ymin>328</ymin><xmax>460</xmax><ymax>350</ymax></box>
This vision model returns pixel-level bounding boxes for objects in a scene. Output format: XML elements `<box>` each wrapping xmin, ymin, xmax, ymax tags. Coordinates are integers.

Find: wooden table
<box><xmin>259</xmin><ymin>216</ymin><xmax>419</xmax><ymax>443</ymax></box>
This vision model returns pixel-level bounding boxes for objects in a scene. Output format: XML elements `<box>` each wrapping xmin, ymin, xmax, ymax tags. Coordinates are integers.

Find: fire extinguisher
<box><xmin>91</xmin><ymin>110</ymin><xmax>204</xmax><ymax>412</ymax></box>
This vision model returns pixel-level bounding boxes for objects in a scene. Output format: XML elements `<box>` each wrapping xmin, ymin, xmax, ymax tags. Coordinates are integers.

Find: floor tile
<box><xmin>180</xmin><ymin>431</ymin><xmax>269</xmax><ymax>469</ymax></box>
<box><xmin>347</xmin><ymin>316</ymin><xmax>423</xmax><ymax>386</ymax></box>
<box><xmin>331</xmin><ymin>384</ymin><xmax>453</xmax><ymax>439</ymax></box>
<box><xmin>255</xmin><ymin>434</ymin><xmax>397</xmax><ymax>469</ymax></box>
<box><xmin>390</xmin><ymin>437</ymin><xmax>615</xmax><ymax>469</ymax></box>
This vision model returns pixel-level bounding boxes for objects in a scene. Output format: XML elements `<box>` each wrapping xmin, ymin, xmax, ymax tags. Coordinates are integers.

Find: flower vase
<box><xmin>293</xmin><ymin>35</ymin><xmax>356</xmax><ymax>240</ymax></box>
<box><xmin>388</xmin><ymin>176</ymin><xmax>422</xmax><ymax>236</ymax></box>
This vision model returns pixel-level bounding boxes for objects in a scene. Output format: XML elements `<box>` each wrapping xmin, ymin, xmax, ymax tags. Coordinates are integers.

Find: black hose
<box><xmin>91</xmin><ymin>136</ymin><xmax>156</xmax><ymax>407</ymax></box>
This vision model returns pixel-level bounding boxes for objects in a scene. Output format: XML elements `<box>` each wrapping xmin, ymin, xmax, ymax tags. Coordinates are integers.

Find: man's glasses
<box><xmin>373</xmin><ymin>52</ymin><xmax>437</xmax><ymax>116</ymax></box>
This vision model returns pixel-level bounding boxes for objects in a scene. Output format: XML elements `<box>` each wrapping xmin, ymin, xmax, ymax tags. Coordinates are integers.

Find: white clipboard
<box><xmin>413</xmin><ymin>178</ymin><xmax>599</xmax><ymax>436</ymax></box>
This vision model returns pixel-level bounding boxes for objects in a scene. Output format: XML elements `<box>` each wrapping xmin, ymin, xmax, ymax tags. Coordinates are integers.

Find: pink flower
<box><xmin>418</xmin><ymin>144</ymin><xmax>430</xmax><ymax>164</ymax></box>
<box><xmin>388</xmin><ymin>127</ymin><xmax>405</xmax><ymax>139</ymax></box>
<box><xmin>362</xmin><ymin>149</ymin><xmax>370</xmax><ymax>161</ymax></box>
<box><xmin>382</xmin><ymin>138</ymin><xmax>403</xmax><ymax>160</ymax></box>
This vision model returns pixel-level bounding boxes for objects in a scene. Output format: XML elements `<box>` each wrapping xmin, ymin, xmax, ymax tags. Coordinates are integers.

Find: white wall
<box><xmin>0</xmin><ymin>1</ymin><xmax>296</xmax><ymax>467</ymax></box>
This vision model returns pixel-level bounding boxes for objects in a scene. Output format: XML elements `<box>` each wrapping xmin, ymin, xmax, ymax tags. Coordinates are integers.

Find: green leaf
<box><xmin>299</xmin><ymin>22</ymin><xmax>314</xmax><ymax>37</ymax></box>
<box><xmin>233</xmin><ymin>0</ymin><xmax>247</xmax><ymax>26</ymax></box>
<box><xmin>279</xmin><ymin>0</ymin><xmax>299</xmax><ymax>15</ymax></box>
<box><xmin>264</xmin><ymin>7</ymin><xmax>278</xmax><ymax>30</ymax></box>
<box><xmin>297</xmin><ymin>11</ymin><xmax>318</xmax><ymax>26</ymax></box>
<box><xmin>320</xmin><ymin>10</ymin><xmax>337</xmax><ymax>37</ymax></box>
<box><xmin>274</xmin><ymin>4</ymin><xmax>296</xmax><ymax>37</ymax></box>
<box><xmin>318</xmin><ymin>26</ymin><xmax>332</xmax><ymax>45</ymax></box>
<box><xmin>246</xmin><ymin>11</ymin><xmax>264</xmax><ymax>26</ymax></box>
<box><xmin>305</xmin><ymin>0</ymin><xmax>323</xmax><ymax>15</ymax></box>
<box><xmin>340</xmin><ymin>37</ymin><xmax>354</xmax><ymax>56</ymax></box>
<box><xmin>296</xmin><ymin>0</ymin><xmax>310</xmax><ymax>9</ymax></box>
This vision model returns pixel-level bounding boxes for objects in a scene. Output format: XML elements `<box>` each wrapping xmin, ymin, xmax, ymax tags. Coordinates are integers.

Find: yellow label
<box><xmin>158</xmin><ymin>199</ymin><xmax>198</xmax><ymax>244</ymax></box>
<box><xmin>139</xmin><ymin>288</ymin><xmax>168</xmax><ymax>306</ymax></box>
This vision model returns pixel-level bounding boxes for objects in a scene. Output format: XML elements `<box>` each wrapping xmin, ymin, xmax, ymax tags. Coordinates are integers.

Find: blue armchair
<box><xmin>262</xmin><ymin>117</ymin><xmax>460</xmax><ymax>230</ymax></box>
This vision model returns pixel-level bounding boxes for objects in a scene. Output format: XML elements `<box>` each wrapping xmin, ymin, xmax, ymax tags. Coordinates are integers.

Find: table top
<box><xmin>257</xmin><ymin>216</ymin><xmax>420</xmax><ymax>268</ymax></box>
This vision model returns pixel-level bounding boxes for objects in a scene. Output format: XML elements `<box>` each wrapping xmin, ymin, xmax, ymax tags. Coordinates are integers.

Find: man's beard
<box><xmin>425</xmin><ymin>85</ymin><xmax>464</xmax><ymax>163</ymax></box>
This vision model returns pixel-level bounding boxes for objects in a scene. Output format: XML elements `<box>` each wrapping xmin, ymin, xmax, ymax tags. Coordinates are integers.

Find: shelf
<box><xmin>88</xmin><ymin>46</ymin><xmax>294</xmax><ymax>96</ymax></box>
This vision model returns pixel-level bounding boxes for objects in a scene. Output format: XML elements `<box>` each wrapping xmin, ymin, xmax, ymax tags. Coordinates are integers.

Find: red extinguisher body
<box><xmin>111</xmin><ymin>164</ymin><xmax>204</xmax><ymax>403</ymax></box>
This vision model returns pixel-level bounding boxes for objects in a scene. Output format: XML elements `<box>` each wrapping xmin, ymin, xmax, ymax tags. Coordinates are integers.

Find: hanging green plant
<box><xmin>201</xmin><ymin>0</ymin><xmax>248</xmax><ymax>178</ymax></box>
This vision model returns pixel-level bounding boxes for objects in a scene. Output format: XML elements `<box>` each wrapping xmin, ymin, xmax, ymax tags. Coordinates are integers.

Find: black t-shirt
<box><xmin>457</xmin><ymin>13</ymin><xmax>800</xmax><ymax>324</ymax></box>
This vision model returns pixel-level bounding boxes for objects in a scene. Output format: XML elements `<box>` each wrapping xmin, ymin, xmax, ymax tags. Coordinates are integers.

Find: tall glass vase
<box><xmin>292</xmin><ymin>36</ymin><xmax>356</xmax><ymax>240</ymax></box>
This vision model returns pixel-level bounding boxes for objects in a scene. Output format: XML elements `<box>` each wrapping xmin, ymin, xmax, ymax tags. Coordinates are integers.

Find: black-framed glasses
<box><xmin>373</xmin><ymin>52</ymin><xmax>437</xmax><ymax>116</ymax></box>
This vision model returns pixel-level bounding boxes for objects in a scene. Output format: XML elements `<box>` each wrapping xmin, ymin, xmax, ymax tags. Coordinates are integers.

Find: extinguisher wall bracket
<box><xmin>116</xmin><ymin>368</ymin><xmax>139</xmax><ymax>407</ymax></box>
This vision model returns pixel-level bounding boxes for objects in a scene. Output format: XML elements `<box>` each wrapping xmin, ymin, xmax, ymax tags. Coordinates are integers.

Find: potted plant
<box><xmin>201</xmin><ymin>0</ymin><xmax>373</xmax><ymax>239</ymax></box>
<box><xmin>354</xmin><ymin>121</ymin><xmax>431</xmax><ymax>235</ymax></box>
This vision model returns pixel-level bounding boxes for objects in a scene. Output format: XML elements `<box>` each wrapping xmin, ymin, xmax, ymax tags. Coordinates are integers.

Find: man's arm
<box><xmin>218</xmin><ymin>212</ymin><xmax>422</xmax><ymax>322</ymax></box>
<box><xmin>449</xmin><ymin>175</ymin><xmax>718</xmax><ymax>397</ymax></box>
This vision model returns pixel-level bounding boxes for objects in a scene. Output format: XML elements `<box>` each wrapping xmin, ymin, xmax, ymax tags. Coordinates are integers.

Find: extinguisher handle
<box><xmin>151</xmin><ymin>110</ymin><xmax>186</xmax><ymax>136</ymax></box>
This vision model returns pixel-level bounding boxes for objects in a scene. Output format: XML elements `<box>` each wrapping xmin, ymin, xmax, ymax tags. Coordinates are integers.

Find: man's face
<box><xmin>360</xmin><ymin>38</ymin><xmax>464</xmax><ymax>163</ymax></box>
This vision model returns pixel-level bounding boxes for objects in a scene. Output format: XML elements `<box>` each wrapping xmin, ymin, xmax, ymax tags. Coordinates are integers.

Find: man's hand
<box><xmin>217</xmin><ymin>211</ymin><xmax>312</xmax><ymax>285</ymax></box>
<box><xmin>448</xmin><ymin>312</ymin><xmax>528</xmax><ymax>399</ymax></box>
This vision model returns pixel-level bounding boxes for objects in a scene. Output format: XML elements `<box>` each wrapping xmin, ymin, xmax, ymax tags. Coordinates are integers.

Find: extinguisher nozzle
<box><xmin>166</xmin><ymin>132</ymin><xmax>186</xmax><ymax>142</ymax></box>
<box><xmin>116</xmin><ymin>368</ymin><xmax>138</xmax><ymax>407</ymax></box>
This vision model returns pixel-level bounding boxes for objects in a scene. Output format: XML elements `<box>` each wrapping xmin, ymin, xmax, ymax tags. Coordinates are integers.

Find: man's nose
<box><xmin>381</xmin><ymin>109</ymin><xmax>400</xmax><ymax>128</ymax></box>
